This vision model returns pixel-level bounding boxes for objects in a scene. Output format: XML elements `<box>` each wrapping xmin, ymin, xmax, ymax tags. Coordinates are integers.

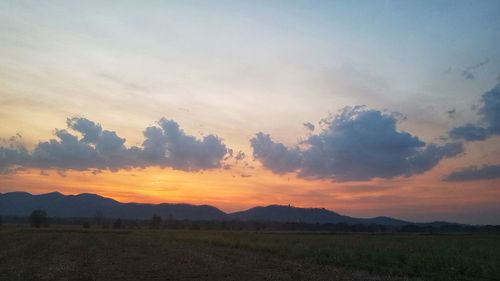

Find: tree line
<box><xmin>1</xmin><ymin>210</ymin><xmax>500</xmax><ymax>233</ymax></box>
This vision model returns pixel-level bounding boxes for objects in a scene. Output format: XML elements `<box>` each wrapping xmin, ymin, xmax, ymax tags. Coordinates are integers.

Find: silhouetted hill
<box><xmin>230</xmin><ymin>205</ymin><xmax>409</xmax><ymax>226</ymax></box>
<box><xmin>0</xmin><ymin>191</ymin><xmax>226</xmax><ymax>220</ymax></box>
<box><xmin>0</xmin><ymin>191</ymin><xmax>411</xmax><ymax>225</ymax></box>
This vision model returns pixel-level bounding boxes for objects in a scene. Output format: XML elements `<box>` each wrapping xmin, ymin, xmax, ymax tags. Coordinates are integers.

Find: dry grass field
<box><xmin>0</xmin><ymin>227</ymin><xmax>499</xmax><ymax>281</ymax></box>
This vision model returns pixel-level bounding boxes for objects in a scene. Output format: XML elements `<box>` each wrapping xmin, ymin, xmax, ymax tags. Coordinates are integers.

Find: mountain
<box><xmin>0</xmin><ymin>191</ymin><xmax>408</xmax><ymax>225</ymax></box>
<box><xmin>0</xmin><ymin>191</ymin><xmax>226</xmax><ymax>220</ymax></box>
<box><xmin>230</xmin><ymin>205</ymin><xmax>351</xmax><ymax>223</ymax></box>
<box><xmin>230</xmin><ymin>205</ymin><xmax>409</xmax><ymax>226</ymax></box>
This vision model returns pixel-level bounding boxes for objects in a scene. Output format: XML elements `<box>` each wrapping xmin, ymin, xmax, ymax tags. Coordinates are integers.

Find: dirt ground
<box><xmin>0</xmin><ymin>228</ymin><xmax>415</xmax><ymax>281</ymax></box>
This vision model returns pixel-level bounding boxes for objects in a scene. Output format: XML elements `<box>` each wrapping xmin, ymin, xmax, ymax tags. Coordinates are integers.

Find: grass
<box><xmin>157</xmin><ymin>230</ymin><xmax>500</xmax><ymax>281</ymax></box>
<box><xmin>0</xmin><ymin>226</ymin><xmax>499</xmax><ymax>280</ymax></box>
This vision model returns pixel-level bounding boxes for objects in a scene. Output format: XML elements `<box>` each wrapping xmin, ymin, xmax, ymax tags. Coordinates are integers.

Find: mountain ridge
<box><xmin>0</xmin><ymin>191</ymin><xmax>432</xmax><ymax>226</ymax></box>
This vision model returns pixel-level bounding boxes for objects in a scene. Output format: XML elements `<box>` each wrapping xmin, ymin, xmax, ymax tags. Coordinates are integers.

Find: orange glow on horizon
<box><xmin>1</xmin><ymin>163</ymin><xmax>499</xmax><ymax>223</ymax></box>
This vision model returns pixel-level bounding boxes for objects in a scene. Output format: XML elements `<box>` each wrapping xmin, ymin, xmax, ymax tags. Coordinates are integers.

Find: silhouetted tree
<box><xmin>150</xmin><ymin>214</ymin><xmax>162</xmax><ymax>229</ymax></box>
<box><xmin>29</xmin><ymin>209</ymin><xmax>48</xmax><ymax>228</ymax></box>
<box><xmin>95</xmin><ymin>210</ymin><xmax>104</xmax><ymax>228</ymax></box>
<box><xmin>113</xmin><ymin>218</ymin><xmax>122</xmax><ymax>229</ymax></box>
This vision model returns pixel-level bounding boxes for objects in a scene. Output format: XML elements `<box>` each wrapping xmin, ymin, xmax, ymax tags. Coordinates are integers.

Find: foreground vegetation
<box><xmin>0</xmin><ymin>226</ymin><xmax>499</xmax><ymax>281</ymax></box>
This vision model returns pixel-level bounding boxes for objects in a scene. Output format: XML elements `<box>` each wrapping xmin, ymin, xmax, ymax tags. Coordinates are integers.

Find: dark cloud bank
<box><xmin>444</xmin><ymin>165</ymin><xmax>500</xmax><ymax>182</ymax></box>
<box><xmin>449</xmin><ymin>84</ymin><xmax>500</xmax><ymax>142</ymax></box>
<box><xmin>0</xmin><ymin>117</ymin><xmax>228</xmax><ymax>174</ymax></box>
<box><xmin>251</xmin><ymin>106</ymin><xmax>463</xmax><ymax>181</ymax></box>
<box><xmin>444</xmin><ymin>84</ymin><xmax>500</xmax><ymax>181</ymax></box>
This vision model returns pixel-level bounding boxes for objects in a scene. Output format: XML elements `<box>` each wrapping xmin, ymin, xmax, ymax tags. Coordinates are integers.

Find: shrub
<box><xmin>150</xmin><ymin>214</ymin><xmax>162</xmax><ymax>229</ymax></box>
<box><xmin>29</xmin><ymin>209</ymin><xmax>49</xmax><ymax>228</ymax></box>
<box><xmin>113</xmin><ymin>218</ymin><xmax>122</xmax><ymax>229</ymax></box>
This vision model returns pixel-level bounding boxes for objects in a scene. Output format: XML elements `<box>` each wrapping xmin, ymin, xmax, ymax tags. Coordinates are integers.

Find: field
<box><xmin>0</xmin><ymin>227</ymin><xmax>499</xmax><ymax>281</ymax></box>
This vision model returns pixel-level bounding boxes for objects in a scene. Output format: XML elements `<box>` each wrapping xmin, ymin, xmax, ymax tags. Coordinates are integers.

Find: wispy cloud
<box><xmin>303</xmin><ymin>122</ymin><xmax>315</xmax><ymax>131</ymax></box>
<box><xmin>460</xmin><ymin>59</ymin><xmax>489</xmax><ymax>80</ymax></box>
<box><xmin>444</xmin><ymin>165</ymin><xmax>500</xmax><ymax>181</ymax></box>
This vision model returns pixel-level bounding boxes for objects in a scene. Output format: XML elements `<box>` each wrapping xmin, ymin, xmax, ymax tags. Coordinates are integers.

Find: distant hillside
<box><xmin>230</xmin><ymin>205</ymin><xmax>409</xmax><ymax>226</ymax></box>
<box><xmin>0</xmin><ymin>191</ymin><xmax>409</xmax><ymax>225</ymax></box>
<box><xmin>0</xmin><ymin>191</ymin><xmax>226</xmax><ymax>220</ymax></box>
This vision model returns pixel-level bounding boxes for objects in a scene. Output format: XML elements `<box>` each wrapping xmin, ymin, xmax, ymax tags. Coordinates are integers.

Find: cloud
<box><xmin>250</xmin><ymin>133</ymin><xmax>302</xmax><ymax>174</ymax></box>
<box><xmin>141</xmin><ymin>118</ymin><xmax>228</xmax><ymax>171</ymax></box>
<box><xmin>447</xmin><ymin>109</ymin><xmax>456</xmax><ymax>119</ymax></box>
<box><xmin>234</xmin><ymin>151</ymin><xmax>246</xmax><ymax>161</ymax></box>
<box><xmin>67</xmin><ymin>117</ymin><xmax>102</xmax><ymax>143</ymax></box>
<box><xmin>97</xmin><ymin>73</ymin><xmax>149</xmax><ymax>93</ymax></box>
<box><xmin>407</xmin><ymin>142</ymin><xmax>463</xmax><ymax>175</ymax></box>
<box><xmin>460</xmin><ymin>59</ymin><xmax>489</xmax><ymax>80</ymax></box>
<box><xmin>461</xmin><ymin>70</ymin><xmax>475</xmax><ymax>80</ymax></box>
<box><xmin>446</xmin><ymin>59</ymin><xmax>489</xmax><ymax>81</ymax></box>
<box><xmin>444</xmin><ymin>165</ymin><xmax>500</xmax><ymax>181</ymax></box>
<box><xmin>0</xmin><ymin>117</ymin><xmax>229</xmax><ymax>173</ymax></box>
<box><xmin>303</xmin><ymin>122</ymin><xmax>315</xmax><ymax>131</ymax></box>
<box><xmin>0</xmin><ymin>135</ymin><xmax>30</xmax><ymax>173</ymax></box>
<box><xmin>449</xmin><ymin>84</ymin><xmax>500</xmax><ymax>141</ymax></box>
<box><xmin>251</xmin><ymin>106</ymin><xmax>463</xmax><ymax>181</ymax></box>
<box><xmin>480</xmin><ymin>84</ymin><xmax>500</xmax><ymax>134</ymax></box>
<box><xmin>449</xmin><ymin>124</ymin><xmax>489</xmax><ymax>141</ymax></box>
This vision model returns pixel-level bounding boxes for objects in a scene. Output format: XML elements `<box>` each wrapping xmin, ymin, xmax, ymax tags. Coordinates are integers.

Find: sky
<box><xmin>1</xmin><ymin>0</ymin><xmax>500</xmax><ymax>224</ymax></box>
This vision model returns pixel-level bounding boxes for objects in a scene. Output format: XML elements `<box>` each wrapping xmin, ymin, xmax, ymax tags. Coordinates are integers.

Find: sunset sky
<box><xmin>1</xmin><ymin>1</ymin><xmax>500</xmax><ymax>224</ymax></box>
